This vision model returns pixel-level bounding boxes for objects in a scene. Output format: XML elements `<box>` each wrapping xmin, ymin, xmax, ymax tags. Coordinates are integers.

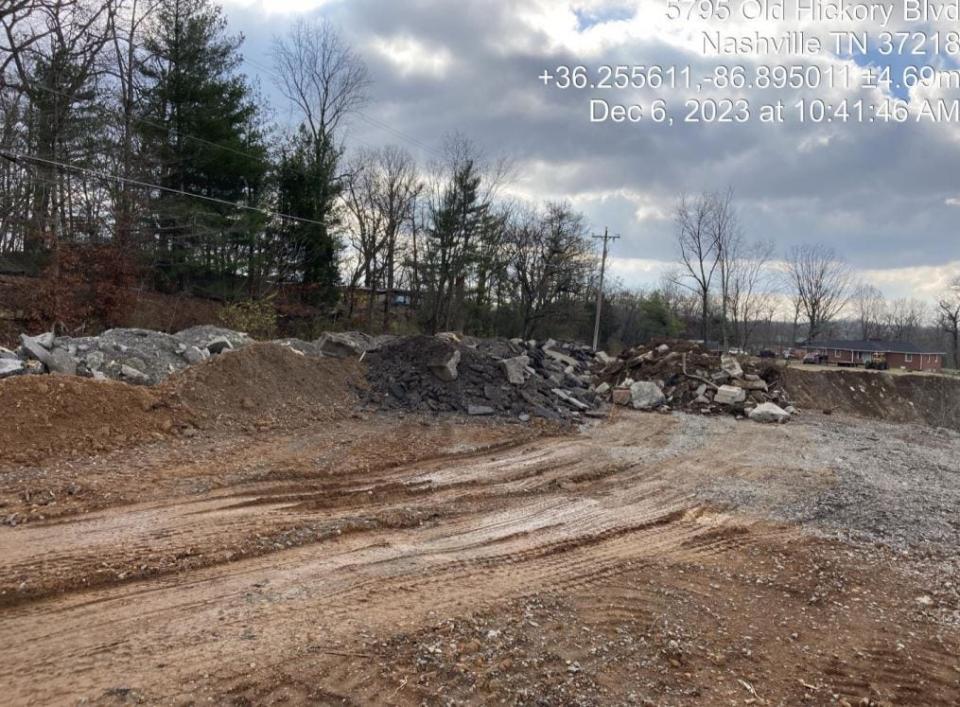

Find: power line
<box><xmin>355</xmin><ymin>111</ymin><xmax>444</xmax><ymax>159</ymax></box>
<box><xmin>0</xmin><ymin>149</ymin><xmax>327</xmax><ymax>226</ymax></box>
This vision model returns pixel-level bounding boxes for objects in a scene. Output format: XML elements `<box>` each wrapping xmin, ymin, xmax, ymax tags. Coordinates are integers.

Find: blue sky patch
<box><xmin>574</xmin><ymin>4</ymin><xmax>635</xmax><ymax>31</ymax></box>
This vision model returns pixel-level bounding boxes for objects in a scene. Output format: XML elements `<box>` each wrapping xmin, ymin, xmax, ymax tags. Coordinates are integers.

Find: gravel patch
<box><xmin>697</xmin><ymin>415</ymin><xmax>960</xmax><ymax>554</ymax></box>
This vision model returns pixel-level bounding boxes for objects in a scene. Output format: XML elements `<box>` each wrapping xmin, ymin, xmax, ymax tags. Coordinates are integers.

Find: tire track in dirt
<box><xmin>0</xmin><ymin>414</ymin><xmax>797</xmax><ymax>704</ymax></box>
<box><xmin>0</xmin><ymin>416</ymin><xmax>681</xmax><ymax>606</ymax></box>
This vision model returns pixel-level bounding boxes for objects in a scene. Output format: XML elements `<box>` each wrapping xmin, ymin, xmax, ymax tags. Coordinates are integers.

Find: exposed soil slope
<box><xmin>161</xmin><ymin>342</ymin><xmax>364</xmax><ymax>426</ymax></box>
<box><xmin>0</xmin><ymin>376</ymin><xmax>177</xmax><ymax>466</ymax></box>
<box><xmin>0</xmin><ymin>343</ymin><xmax>365</xmax><ymax>467</ymax></box>
<box><xmin>784</xmin><ymin>366</ymin><xmax>960</xmax><ymax>431</ymax></box>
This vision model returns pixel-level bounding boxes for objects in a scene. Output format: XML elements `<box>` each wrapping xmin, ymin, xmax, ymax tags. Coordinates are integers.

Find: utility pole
<box><xmin>592</xmin><ymin>228</ymin><xmax>620</xmax><ymax>351</ymax></box>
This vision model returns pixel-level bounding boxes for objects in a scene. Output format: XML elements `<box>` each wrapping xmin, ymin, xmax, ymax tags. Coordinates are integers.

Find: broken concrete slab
<box><xmin>0</xmin><ymin>359</ymin><xmax>25</xmax><ymax>379</ymax></box>
<box><xmin>19</xmin><ymin>334</ymin><xmax>53</xmax><ymax>368</ymax></box>
<box><xmin>720</xmin><ymin>354</ymin><xmax>744</xmax><ymax>379</ymax></box>
<box><xmin>552</xmin><ymin>388</ymin><xmax>589</xmax><ymax>411</ymax></box>
<box><xmin>735</xmin><ymin>378</ymin><xmax>769</xmax><ymax>392</ymax></box>
<box><xmin>543</xmin><ymin>347</ymin><xmax>578</xmax><ymax>370</ymax></box>
<box><xmin>749</xmin><ymin>402</ymin><xmax>791</xmax><ymax>424</ymax></box>
<box><xmin>0</xmin><ymin>346</ymin><xmax>18</xmax><ymax>360</ymax></box>
<box><xmin>315</xmin><ymin>332</ymin><xmax>365</xmax><ymax>358</ymax></box>
<box><xmin>467</xmin><ymin>404</ymin><xmax>495</xmax><ymax>416</ymax></box>
<box><xmin>182</xmin><ymin>346</ymin><xmax>207</xmax><ymax>365</ymax></box>
<box><xmin>499</xmin><ymin>355</ymin><xmax>530</xmax><ymax>385</ymax></box>
<box><xmin>47</xmin><ymin>348</ymin><xmax>78</xmax><ymax>376</ymax></box>
<box><xmin>84</xmin><ymin>351</ymin><xmax>106</xmax><ymax>372</ymax></box>
<box><xmin>715</xmin><ymin>385</ymin><xmax>747</xmax><ymax>405</ymax></box>
<box><xmin>34</xmin><ymin>331</ymin><xmax>56</xmax><ymax>349</ymax></box>
<box><xmin>120</xmin><ymin>364</ymin><xmax>150</xmax><ymax>385</ymax></box>
<box><xmin>429</xmin><ymin>348</ymin><xmax>461</xmax><ymax>382</ymax></box>
<box><xmin>176</xmin><ymin>325</ymin><xmax>253</xmax><ymax>352</ymax></box>
<box><xmin>629</xmin><ymin>381</ymin><xmax>666</xmax><ymax>410</ymax></box>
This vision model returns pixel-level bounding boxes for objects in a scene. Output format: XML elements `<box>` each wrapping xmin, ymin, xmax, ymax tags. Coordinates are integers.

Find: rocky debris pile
<box><xmin>363</xmin><ymin>335</ymin><xmax>601</xmax><ymax>419</ymax></box>
<box><xmin>1</xmin><ymin>326</ymin><xmax>253</xmax><ymax>385</ymax></box>
<box><xmin>2</xmin><ymin>326</ymin><xmax>796</xmax><ymax>425</ymax></box>
<box><xmin>595</xmin><ymin>339</ymin><xmax>794</xmax><ymax>422</ymax></box>
<box><xmin>175</xmin><ymin>325</ymin><xmax>254</xmax><ymax>355</ymax></box>
<box><xmin>1</xmin><ymin>326</ymin><xmax>390</xmax><ymax>386</ymax></box>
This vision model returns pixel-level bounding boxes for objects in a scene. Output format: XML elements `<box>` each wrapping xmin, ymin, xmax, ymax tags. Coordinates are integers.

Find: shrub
<box><xmin>217</xmin><ymin>297</ymin><xmax>278</xmax><ymax>339</ymax></box>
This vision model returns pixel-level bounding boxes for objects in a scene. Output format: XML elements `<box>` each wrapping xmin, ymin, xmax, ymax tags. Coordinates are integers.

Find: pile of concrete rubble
<box><xmin>2</xmin><ymin>327</ymin><xmax>796</xmax><ymax>423</ymax></box>
<box><xmin>594</xmin><ymin>340</ymin><xmax>795</xmax><ymax>423</ymax></box>
<box><xmin>0</xmin><ymin>327</ymin><xmax>380</xmax><ymax>386</ymax></box>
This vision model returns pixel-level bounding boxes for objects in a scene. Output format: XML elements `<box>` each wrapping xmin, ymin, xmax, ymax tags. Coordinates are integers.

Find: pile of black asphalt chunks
<box><xmin>362</xmin><ymin>334</ymin><xmax>608</xmax><ymax>421</ymax></box>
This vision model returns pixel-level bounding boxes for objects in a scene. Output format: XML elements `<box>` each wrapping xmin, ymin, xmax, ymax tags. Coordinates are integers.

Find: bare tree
<box><xmin>507</xmin><ymin>201</ymin><xmax>592</xmax><ymax>339</ymax></box>
<box><xmin>784</xmin><ymin>243</ymin><xmax>853</xmax><ymax>341</ymax></box>
<box><xmin>271</xmin><ymin>18</ymin><xmax>369</xmax><ymax>145</ymax></box>
<box><xmin>673</xmin><ymin>193</ymin><xmax>720</xmax><ymax>343</ymax></box>
<box><xmin>105</xmin><ymin>0</ymin><xmax>160</xmax><ymax>249</ymax></box>
<box><xmin>342</xmin><ymin>146</ymin><xmax>421</xmax><ymax>328</ymax></box>
<box><xmin>272</xmin><ymin>18</ymin><xmax>369</xmax><ymax>304</ymax></box>
<box><xmin>373</xmin><ymin>146</ymin><xmax>420</xmax><ymax>332</ymax></box>
<box><xmin>0</xmin><ymin>0</ymin><xmax>45</xmax><ymax>80</ymax></box>
<box><xmin>884</xmin><ymin>298</ymin><xmax>928</xmax><ymax>341</ymax></box>
<box><xmin>711</xmin><ymin>188</ymin><xmax>741</xmax><ymax>349</ymax></box>
<box><xmin>728</xmin><ymin>238</ymin><xmax>776</xmax><ymax>350</ymax></box>
<box><xmin>342</xmin><ymin>150</ymin><xmax>386</xmax><ymax>323</ymax></box>
<box><xmin>1</xmin><ymin>0</ymin><xmax>117</xmax><ymax>254</ymax></box>
<box><xmin>852</xmin><ymin>283</ymin><xmax>886</xmax><ymax>340</ymax></box>
<box><xmin>939</xmin><ymin>277</ymin><xmax>960</xmax><ymax>369</ymax></box>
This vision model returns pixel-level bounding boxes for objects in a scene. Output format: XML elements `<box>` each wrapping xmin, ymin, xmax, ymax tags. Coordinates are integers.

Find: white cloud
<box><xmin>218</xmin><ymin>0</ymin><xmax>960</xmax><ymax>306</ymax></box>
<box><xmin>861</xmin><ymin>261</ymin><xmax>960</xmax><ymax>300</ymax></box>
<box><xmin>219</xmin><ymin>0</ymin><xmax>332</xmax><ymax>15</ymax></box>
<box><xmin>369</xmin><ymin>36</ymin><xmax>454</xmax><ymax>78</ymax></box>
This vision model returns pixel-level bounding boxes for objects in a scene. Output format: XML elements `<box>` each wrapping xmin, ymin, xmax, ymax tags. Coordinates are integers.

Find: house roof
<box><xmin>802</xmin><ymin>340</ymin><xmax>945</xmax><ymax>355</ymax></box>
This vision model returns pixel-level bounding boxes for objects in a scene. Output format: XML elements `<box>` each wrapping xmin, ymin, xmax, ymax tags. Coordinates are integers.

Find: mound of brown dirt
<box><xmin>161</xmin><ymin>342</ymin><xmax>364</xmax><ymax>426</ymax></box>
<box><xmin>0</xmin><ymin>375</ymin><xmax>178</xmax><ymax>466</ymax></box>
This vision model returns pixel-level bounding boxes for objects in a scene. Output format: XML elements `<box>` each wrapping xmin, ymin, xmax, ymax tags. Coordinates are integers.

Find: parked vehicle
<box><xmin>758</xmin><ymin>350</ymin><xmax>777</xmax><ymax>359</ymax></box>
<box><xmin>802</xmin><ymin>352</ymin><xmax>827</xmax><ymax>365</ymax></box>
<box><xmin>865</xmin><ymin>353</ymin><xmax>889</xmax><ymax>370</ymax></box>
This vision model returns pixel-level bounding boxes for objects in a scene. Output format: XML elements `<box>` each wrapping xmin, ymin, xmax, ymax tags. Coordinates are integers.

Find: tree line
<box><xmin>666</xmin><ymin>190</ymin><xmax>959</xmax><ymax>367</ymax></box>
<box><xmin>0</xmin><ymin>1</ymin><xmax>956</xmax><ymax>365</ymax></box>
<box><xmin>0</xmin><ymin>0</ymin><xmax>640</xmax><ymax>342</ymax></box>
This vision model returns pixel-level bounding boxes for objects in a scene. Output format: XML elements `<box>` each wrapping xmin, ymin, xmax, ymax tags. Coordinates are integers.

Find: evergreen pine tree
<box><xmin>140</xmin><ymin>0</ymin><xmax>267</xmax><ymax>292</ymax></box>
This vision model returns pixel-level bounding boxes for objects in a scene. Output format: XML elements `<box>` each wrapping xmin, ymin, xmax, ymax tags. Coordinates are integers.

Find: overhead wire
<box><xmin>0</xmin><ymin>148</ymin><xmax>328</xmax><ymax>226</ymax></box>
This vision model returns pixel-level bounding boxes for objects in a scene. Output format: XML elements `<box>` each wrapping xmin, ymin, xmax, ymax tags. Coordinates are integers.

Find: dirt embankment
<box><xmin>0</xmin><ymin>343</ymin><xmax>363</xmax><ymax>467</ymax></box>
<box><xmin>784</xmin><ymin>367</ymin><xmax>960</xmax><ymax>431</ymax></box>
<box><xmin>0</xmin><ymin>376</ymin><xmax>178</xmax><ymax>466</ymax></box>
<box><xmin>161</xmin><ymin>342</ymin><xmax>363</xmax><ymax>426</ymax></box>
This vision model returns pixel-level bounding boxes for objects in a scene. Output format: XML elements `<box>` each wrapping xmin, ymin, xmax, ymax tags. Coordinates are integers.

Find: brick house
<box><xmin>800</xmin><ymin>340</ymin><xmax>945</xmax><ymax>372</ymax></box>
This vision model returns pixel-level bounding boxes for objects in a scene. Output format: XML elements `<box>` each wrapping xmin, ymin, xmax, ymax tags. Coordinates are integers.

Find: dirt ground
<box><xmin>1</xmin><ymin>388</ymin><xmax>958</xmax><ymax>706</ymax></box>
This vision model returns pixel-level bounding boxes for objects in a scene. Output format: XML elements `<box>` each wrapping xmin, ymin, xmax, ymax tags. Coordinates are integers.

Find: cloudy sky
<box><xmin>220</xmin><ymin>0</ymin><xmax>959</xmax><ymax>303</ymax></box>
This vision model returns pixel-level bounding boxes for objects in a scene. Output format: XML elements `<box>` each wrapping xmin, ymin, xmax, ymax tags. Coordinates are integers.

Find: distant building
<box><xmin>800</xmin><ymin>340</ymin><xmax>945</xmax><ymax>372</ymax></box>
